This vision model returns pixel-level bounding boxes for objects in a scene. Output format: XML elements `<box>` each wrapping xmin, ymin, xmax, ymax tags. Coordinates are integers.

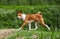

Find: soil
<box><xmin>0</xmin><ymin>29</ymin><xmax>16</xmax><ymax>39</ymax></box>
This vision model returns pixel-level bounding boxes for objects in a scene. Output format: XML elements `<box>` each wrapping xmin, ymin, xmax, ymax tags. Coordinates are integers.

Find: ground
<box><xmin>0</xmin><ymin>29</ymin><xmax>16</xmax><ymax>39</ymax></box>
<box><xmin>0</xmin><ymin>29</ymin><xmax>60</xmax><ymax>39</ymax></box>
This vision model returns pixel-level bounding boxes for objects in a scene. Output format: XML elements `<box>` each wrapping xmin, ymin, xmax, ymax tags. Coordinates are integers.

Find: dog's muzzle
<box><xmin>18</xmin><ymin>16</ymin><xmax>21</xmax><ymax>18</ymax></box>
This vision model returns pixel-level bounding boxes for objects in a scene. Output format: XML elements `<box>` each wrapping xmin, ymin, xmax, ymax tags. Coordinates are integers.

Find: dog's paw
<box><xmin>29</xmin><ymin>29</ymin><xmax>36</xmax><ymax>30</ymax></box>
<box><xmin>19</xmin><ymin>28</ymin><xmax>21</xmax><ymax>30</ymax></box>
<box><xmin>16</xmin><ymin>28</ymin><xmax>21</xmax><ymax>31</ymax></box>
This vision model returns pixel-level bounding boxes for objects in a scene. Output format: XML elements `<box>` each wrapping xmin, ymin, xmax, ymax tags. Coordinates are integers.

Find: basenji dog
<box><xmin>17</xmin><ymin>10</ymin><xmax>50</xmax><ymax>30</ymax></box>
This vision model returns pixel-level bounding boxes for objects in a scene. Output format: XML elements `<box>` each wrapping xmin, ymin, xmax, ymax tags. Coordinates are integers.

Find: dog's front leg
<box><xmin>19</xmin><ymin>20</ymin><xmax>28</xmax><ymax>30</ymax></box>
<box><xmin>34</xmin><ymin>22</ymin><xmax>38</xmax><ymax>30</ymax></box>
<box><xmin>28</xmin><ymin>22</ymin><xmax>38</xmax><ymax>30</ymax></box>
<box><xmin>28</xmin><ymin>22</ymin><xmax>32</xmax><ymax>30</ymax></box>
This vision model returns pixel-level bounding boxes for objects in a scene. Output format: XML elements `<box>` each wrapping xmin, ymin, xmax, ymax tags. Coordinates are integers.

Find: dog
<box><xmin>17</xmin><ymin>10</ymin><xmax>50</xmax><ymax>30</ymax></box>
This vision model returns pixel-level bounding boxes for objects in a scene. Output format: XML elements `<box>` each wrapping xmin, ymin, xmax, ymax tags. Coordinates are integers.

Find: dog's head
<box><xmin>16</xmin><ymin>10</ymin><xmax>23</xmax><ymax>19</ymax></box>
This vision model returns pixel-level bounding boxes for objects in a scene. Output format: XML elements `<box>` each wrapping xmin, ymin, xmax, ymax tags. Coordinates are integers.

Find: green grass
<box><xmin>5</xmin><ymin>30</ymin><xmax>60</xmax><ymax>39</ymax></box>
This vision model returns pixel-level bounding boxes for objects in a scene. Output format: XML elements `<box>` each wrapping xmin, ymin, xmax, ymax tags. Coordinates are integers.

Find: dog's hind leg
<box><xmin>39</xmin><ymin>17</ymin><xmax>50</xmax><ymax>30</ymax></box>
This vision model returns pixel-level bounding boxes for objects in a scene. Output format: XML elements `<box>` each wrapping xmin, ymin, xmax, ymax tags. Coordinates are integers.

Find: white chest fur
<box><xmin>22</xmin><ymin>14</ymin><xmax>26</xmax><ymax>20</ymax></box>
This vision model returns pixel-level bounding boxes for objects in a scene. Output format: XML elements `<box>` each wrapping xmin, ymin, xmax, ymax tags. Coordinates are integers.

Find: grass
<box><xmin>5</xmin><ymin>30</ymin><xmax>60</xmax><ymax>39</ymax></box>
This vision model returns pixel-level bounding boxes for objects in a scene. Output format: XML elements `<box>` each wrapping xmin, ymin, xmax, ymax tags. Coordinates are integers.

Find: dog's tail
<box><xmin>37</xmin><ymin>11</ymin><xmax>42</xmax><ymax>15</ymax></box>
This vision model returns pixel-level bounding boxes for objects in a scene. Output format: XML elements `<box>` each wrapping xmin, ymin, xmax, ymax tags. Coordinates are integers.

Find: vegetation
<box><xmin>0</xmin><ymin>0</ymin><xmax>60</xmax><ymax>5</ymax></box>
<box><xmin>0</xmin><ymin>5</ymin><xmax>60</xmax><ymax>31</ymax></box>
<box><xmin>0</xmin><ymin>0</ymin><xmax>60</xmax><ymax>39</ymax></box>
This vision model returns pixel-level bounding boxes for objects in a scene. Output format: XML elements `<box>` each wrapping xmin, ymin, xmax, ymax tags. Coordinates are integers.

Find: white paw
<box><xmin>29</xmin><ymin>29</ymin><xmax>36</xmax><ymax>30</ymax></box>
<box><xmin>16</xmin><ymin>28</ymin><xmax>21</xmax><ymax>31</ymax></box>
<box><xmin>19</xmin><ymin>28</ymin><xmax>21</xmax><ymax>30</ymax></box>
<box><xmin>48</xmin><ymin>28</ymin><xmax>50</xmax><ymax>31</ymax></box>
<box><xmin>45</xmin><ymin>25</ymin><xmax>50</xmax><ymax>31</ymax></box>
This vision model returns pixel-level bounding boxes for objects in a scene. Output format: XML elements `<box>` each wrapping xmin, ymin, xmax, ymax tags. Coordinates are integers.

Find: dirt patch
<box><xmin>16</xmin><ymin>37</ymin><xmax>24</xmax><ymax>39</ymax></box>
<box><xmin>0</xmin><ymin>29</ymin><xmax>16</xmax><ymax>39</ymax></box>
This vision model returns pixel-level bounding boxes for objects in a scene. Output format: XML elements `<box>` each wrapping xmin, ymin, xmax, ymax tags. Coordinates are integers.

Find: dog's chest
<box><xmin>22</xmin><ymin>14</ymin><xmax>34</xmax><ymax>22</ymax></box>
<box><xmin>22</xmin><ymin>14</ymin><xmax>26</xmax><ymax>20</ymax></box>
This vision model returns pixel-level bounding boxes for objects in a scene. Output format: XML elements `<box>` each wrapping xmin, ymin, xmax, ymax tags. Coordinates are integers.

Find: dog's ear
<box><xmin>19</xmin><ymin>10</ymin><xmax>22</xmax><ymax>13</ymax></box>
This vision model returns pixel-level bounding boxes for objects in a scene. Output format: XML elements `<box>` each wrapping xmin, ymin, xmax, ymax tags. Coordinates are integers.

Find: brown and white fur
<box><xmin>17</xmin><ymin>11</ymin><xmax>50</xmax><ymax>30</ymax></box>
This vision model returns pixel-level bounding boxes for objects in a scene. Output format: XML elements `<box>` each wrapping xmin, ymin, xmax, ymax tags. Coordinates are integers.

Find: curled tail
<box><xmin>37</xmin><ymin>11</ymin><xmax>42</xmax><ymax>15</ymax></box>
